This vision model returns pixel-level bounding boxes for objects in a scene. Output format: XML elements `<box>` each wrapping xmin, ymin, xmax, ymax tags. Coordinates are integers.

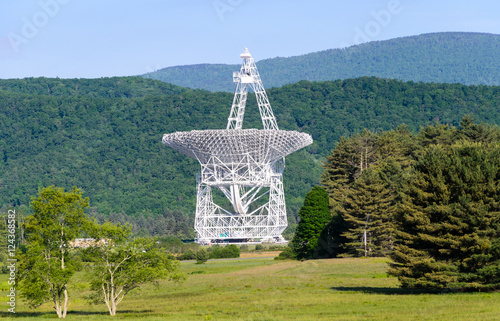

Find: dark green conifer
<box><xmin>291</xmin><ymin>186</ymin><xmax>331</xmax><ymax>260</ymax></box>
<box><xmin>389</xmin><ymin>143</ymin><xmax>500</xmax><ymax>290</ymax></box>
<box><xmin>321</xmin><ymin>137</ymin><xmax>356</xmax><ymax>210</ymax></box>
<box><xmin>456</xmin><ymin>115</ymin><xmax>500</xmax><ymax>144</ymax></box>
<box><xmin>340</xmin><ymin>169</ymin><xmax>395</xmax><ymax>257</ymax></box>
<box><xmin>416</xmin><ymin>123</ymin><xmax>456</xmax><ymax>149</ymax></box>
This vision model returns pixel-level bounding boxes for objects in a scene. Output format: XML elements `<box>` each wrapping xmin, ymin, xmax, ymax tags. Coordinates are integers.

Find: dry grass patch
<box><xmin>239</xmin><ymin>251</ymin><xmax>281</xmax><ymax>258</ymax></box>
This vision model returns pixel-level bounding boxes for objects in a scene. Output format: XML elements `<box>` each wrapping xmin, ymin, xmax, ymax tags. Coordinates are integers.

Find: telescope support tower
<box><xmin>162</xmin><ymin>48</ymin><xmax>312</xmax><ymax>244</ymax></box>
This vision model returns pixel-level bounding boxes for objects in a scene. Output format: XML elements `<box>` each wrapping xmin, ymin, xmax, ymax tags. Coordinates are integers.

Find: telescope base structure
<box><xmin>194</xmin><ymin>174</ymin><xmax>288</xmax><ymax>244</ymax></box>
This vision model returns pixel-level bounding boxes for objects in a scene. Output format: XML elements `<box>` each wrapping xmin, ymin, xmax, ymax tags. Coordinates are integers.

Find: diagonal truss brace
<box><xmin>227</xmin><ymin>47</ymin><xmax>278</xmax><ymax>131</ymax></box>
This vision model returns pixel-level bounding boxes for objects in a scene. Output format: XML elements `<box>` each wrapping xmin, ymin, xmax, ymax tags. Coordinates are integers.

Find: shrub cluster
<box><xmin>177</xmin><ymin>244</ymin><xmax>240</xmax><ymax>261</ymax></box>
<box><xmin>208</xmin><ymin>245</ymin><xmax>240</xmax><ymax>259</ymax></box>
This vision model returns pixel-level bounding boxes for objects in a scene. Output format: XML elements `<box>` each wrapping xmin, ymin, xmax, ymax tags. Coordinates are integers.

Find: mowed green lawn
<box><xmin>0</xmin><ymin>257</ymin><xmax>499</xmax><ymax>320</ymax></box>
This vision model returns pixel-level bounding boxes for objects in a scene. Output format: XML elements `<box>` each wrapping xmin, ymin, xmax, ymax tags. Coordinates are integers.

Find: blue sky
<box><xmin>1</xmin><ymin>0</ymin><xmax>500</xmax><ymax>79</ymax></box>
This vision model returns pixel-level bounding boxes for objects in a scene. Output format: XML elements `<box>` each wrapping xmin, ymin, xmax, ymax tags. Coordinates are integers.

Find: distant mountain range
<box><xmin>142</xmin><ymin>32</ymin><xmax>500</xmax><ymax>92</ymax></box>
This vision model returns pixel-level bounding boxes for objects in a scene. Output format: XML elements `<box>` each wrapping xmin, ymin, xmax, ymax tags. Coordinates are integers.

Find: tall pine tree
<box><xmin>321</xmin><ymin>137</ymin><xmax>357</xmax><ymax>210</ymax></box>
<box><xmin>389</xmin><ymin>143</ymin><xmax>500</xmax><ymax>290</ymax></box>
<box><xmin>339</xmin><ymin>169</ymin><xmax>395</xmax><ymax>257</ymax></box>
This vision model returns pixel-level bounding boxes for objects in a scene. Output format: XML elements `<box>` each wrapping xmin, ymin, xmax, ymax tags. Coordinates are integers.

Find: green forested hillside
<box><xmin>1</xmin><ymin>76</ymin><xmax>499</xmax><ymax>238</ymax></box>
<box><xmin>143</xmin><ymin>32</ymin><xmax>500</xmax><ymax>92</ymax></box>
<box><xmin>0</xmin><ymin>77</ymin><xmax>186</xmax><ymax>98</ymax></box>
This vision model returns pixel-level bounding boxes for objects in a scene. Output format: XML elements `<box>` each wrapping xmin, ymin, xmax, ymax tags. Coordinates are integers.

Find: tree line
<box><xmin>288</xmin><ymin>117</ymin><xmax>500</xmax><ymax>291</ymax></box>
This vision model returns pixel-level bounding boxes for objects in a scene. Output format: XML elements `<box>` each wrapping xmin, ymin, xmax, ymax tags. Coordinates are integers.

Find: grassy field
<box><xmin>0</xmin><ymin>257</ymin><xmax>499</xmax><ymax>320</ymax></box>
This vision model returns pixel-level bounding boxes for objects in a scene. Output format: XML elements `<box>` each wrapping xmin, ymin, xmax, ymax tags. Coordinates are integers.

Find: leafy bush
<box><xmin>208</xmin><ymin>244</ymin><xmax>240</xmax><ymax>259</ymax></box>
<box><xmin>179</xmin><ymin>249</ymin><xmax>196</xmax><ymax>260</ymax></box>
<box><xmin>268</xmin><ymin>245</ymin><xmax>286</xmax><ymax>251</ymax></box>
<box><xmin>196</xmin><ymin>249</ymin><xmax>208</xmax><ymax>264</ymax></box>
<box><xmin>1</xmin><ymin>265</ymin><xmax>9</xmax><ymax>274</ymax></box>
<box><xmin>223</xmin><ymin>245</ymin><xmax>240</xmax><ymax>258</ymax></box>
<box><xmin>274</xmin><ymin>247</ymin><xmax>296</xmax><ymax>260</ymax></box>
<box><xmin>255</xmin><ymin>244</ymin><xmax>264</xmax><ymax>251</ymax></box>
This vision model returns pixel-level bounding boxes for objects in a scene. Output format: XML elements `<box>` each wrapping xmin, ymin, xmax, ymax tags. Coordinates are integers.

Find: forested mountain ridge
<box><xmin>0</xmin><ymin>76</ymin><xmax>190</xmax><ymax>98</ymax></box>
<box><xmin>142</xmin><ymin>32</ymin><xmax>500</xmax><ymax>92</ymax></box>
<box><xmin>1</xmin><ymin>76</ymin><xmax>499</xmax><ymax>238</ymax></box>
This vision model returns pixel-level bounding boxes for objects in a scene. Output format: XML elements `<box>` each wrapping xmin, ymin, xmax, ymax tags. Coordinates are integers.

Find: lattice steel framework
<box><xmin>162</xmin><ymin>48</ymin><xmax>312</xmax><ymax>243</ymax></box>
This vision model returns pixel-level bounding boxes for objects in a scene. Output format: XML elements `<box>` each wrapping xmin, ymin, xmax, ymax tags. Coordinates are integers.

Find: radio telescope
<box><xmin>162</xmin><ymin>47</ymin><xmax>312</xmax><ymax>244</ymax></box>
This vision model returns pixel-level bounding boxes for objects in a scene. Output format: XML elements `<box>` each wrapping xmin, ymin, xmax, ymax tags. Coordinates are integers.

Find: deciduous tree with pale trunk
<box><xmin>19</xmin><ymin>186</ymin><xmax>90</xmax><ymax>318</ymax></box>
<box><xmin>85</xmin><ymin>222</ymin><xmax>182</xmax><ymax>316</ymax></box>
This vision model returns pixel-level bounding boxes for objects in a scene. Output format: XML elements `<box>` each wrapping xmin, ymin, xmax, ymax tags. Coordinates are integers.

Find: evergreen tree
<box><xmin>322</xmin><ymin>126</ymin><xmax>415</xmax><ymax>208</ymax></box>
<box><xmin>321</xmin><ymin>127</ymin><xmax>415</xmax><ymax>258</ymax></box>
<box><xmin>376</xmin><ymin>125</ymin><xmax>417</xmax><ymax>169</ymax></box>
<box><xmin>389</xmin><ymin>143</ymin><xmax>500</xmax><ymax>290</ymax></box>
<box><xmin>416</xmin><ymin>123</ymin><xmax>456</xmax><ymax>149</ymax></box>
<box><xmin>350</xmin><ymin>130</ymin><xmax>378</xmax><ymax>177</ymax></box>
<box><xmin>321</xmin><ymin>137</ymin><xmax>357</xmax><ymax>211</ymax></box>
<box><xmin>340</xmin><ymin>169</ymin><xmax>395</xmax><ymax>257</ymax></box>
<box><xmin>314</xmin><ymin>210</ymin><xmax>348</xmax><ymax>258</ymax></box>
<box><xmin>456</xmin><ymin>115</ymin><xmax>500</xmax><ymax>144</ymax></box>
<box><xmin>291</xmin><ymin>186</ymin><xmax>331</xmax><ymax>259</ymax></box>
